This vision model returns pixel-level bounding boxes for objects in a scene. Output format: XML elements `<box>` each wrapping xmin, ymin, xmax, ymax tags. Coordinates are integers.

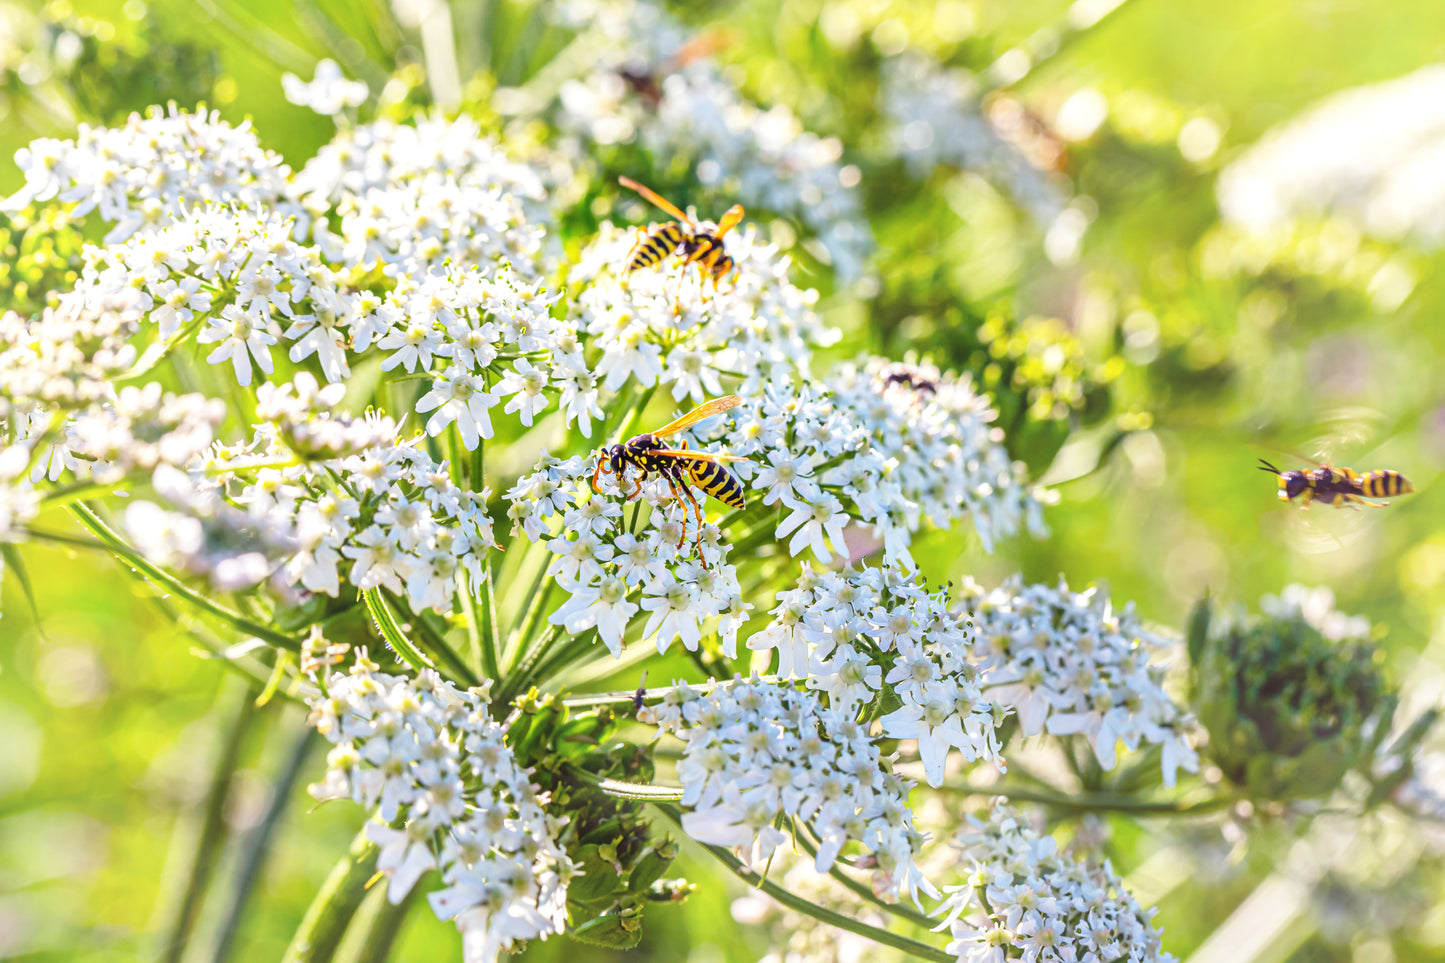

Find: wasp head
<box><xmin>1259</xmin><ymin>459</ymin><xmax>1308</xmax><ymax>501</ymax></box>
<box><xmin>606</xmin><ymin>444</ymin><xmax>629</xmax><ymax>476</ymax></box>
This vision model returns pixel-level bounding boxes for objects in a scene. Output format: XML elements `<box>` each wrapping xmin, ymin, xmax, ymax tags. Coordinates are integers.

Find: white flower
<box><xmin>775</xmin><ymin>491</ymin><xmax>849</xmax><ymax>563</ymax></box>
<box><xmin>282</xmin><ymin>59</ymin><xmax>369</xmax><ymax>116</ymax></box>
<box><xmin>640</xmin><ymin>575</ymin><xmax>704</xmax><ymax>653</ymax></box>
<box><xmin>497</xmin><ymin>359</ymin><xmax>550</xmax><ymax>426</ymax></box>
<box><xmin>548</xmin><ymin>575</ymin><xmax>638</xmax><ymax>657</ymax></box>
<box><xmin>417</xmin><ymin>371</ymin><xmax>498</xmax><ymax>451</ymax></box>
<box><xmin>968</xmin><ymin>576</ymin><xmax>1199</xmax><ymax>787</ymax></box>
<box><xmin>197</xmin><ymin>305</ymin><xmax>277</xmax><ymax>386</ymax></box>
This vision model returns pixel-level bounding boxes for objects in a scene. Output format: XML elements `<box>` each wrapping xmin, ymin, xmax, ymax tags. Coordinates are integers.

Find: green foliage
<box><xmin>0</xmin><ymin>205</ymin><xmax>85</xmax><ymax>315</ymax></box>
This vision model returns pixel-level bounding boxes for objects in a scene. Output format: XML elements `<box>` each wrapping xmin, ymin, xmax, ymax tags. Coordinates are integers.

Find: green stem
<box><xmin>504</xmin><ymin>579</ymin><xmax>556</xmax><ymax>675</ymax></box>
<box><xmin>480</xmin><ymin>565</ymin><xmax>501</xmax><ymax>679</ymax></box>
<box><xmin>521</xmin><ymin>627</ymin><xmax>603</xmax><ymax>692</ymax></box>
<box><xmin>362</xmin><ymin>589</ymin><xmax>435</xmax><ymax>674</ymax></box>
<box><xmin>395</xmin><ymin>594</ymin><xmax>479</xmax><ymax>686</ymax></box>
<box><xmin>571</xmin><ymin>767</ymin><xmax>685</xmax><ymax>802</ymax></box>
<box><xmin>334</xmin><ymin>881</ymin><xmax>418</xmax><ymax>963</ymax></box>
<box><xmin>652</xmin><ymin>804</ymin><xmax>952</xmax><ymax>963</ymax></box>
<box><xmin>151</xmin><ymin>678</ymin><xmax>258</xmax><ymax>963</ymax></box>
<box><xmin>940</xmin><ymin>781</ymin><xmax>1232</xmax><ymax>816</ymax></box>
<box><xmin>600</xmin><ymin>382</ymin><xmax>637</xmax><ymax>440</ymax></box>
<box><xmin>207</xmin><ymin>725</ymin><xmax>317</xmax><ymax>963</ymax></box>
<box><xmin>280</xmin><ymin>826</ymin><xmax>382</xmax><ymax>963</ymax></box>
<box><xmin>63</xmin><ymin>504</ymin><xmax>298</xmax><ymax>651</ymax></box>
<box><xmin>496</xmin><ymin>625</ymin><xmax>562</xmax><ymax>705</ymax></box>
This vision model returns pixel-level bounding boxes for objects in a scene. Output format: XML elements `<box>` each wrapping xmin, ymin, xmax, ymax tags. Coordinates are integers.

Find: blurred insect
<box><xmin>631</xmin><ymin>672</ymin><xmax>649</xmax><ymax>714</ymax></box>
<box><xmin>879</xmin><ymin>363</ymin><xmax>937</xmax><ymax>396</ymax></box>
<box><xmin>1258</xmin><ymin>459</ymin><xmax>1413</xmax><ymax>509</ymax></box>
<box><xmin>618</xmin><ymin>31</ymin><xmax>733</xmax><ymax>107</ymax></box>
<box><xmin>618</xmin><ymin>176</ymin><xmax>745</xmax><ymax>293</ymax></box>
<box><xmin>592</xmin><ymin>395</ymin><xmax>748</xmax><ymax>561</ymax></box>
<box><xmin>983</xmin><ymin>92</ymin><xmax>1070</xmax><ymax>174</ymax></box>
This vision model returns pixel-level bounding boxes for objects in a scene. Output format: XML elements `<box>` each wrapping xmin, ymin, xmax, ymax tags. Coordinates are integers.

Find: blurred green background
<box><xmin>4</xmin><ymin>0</ymin><xmax>1445</xmax><ymax>960</ymax></box>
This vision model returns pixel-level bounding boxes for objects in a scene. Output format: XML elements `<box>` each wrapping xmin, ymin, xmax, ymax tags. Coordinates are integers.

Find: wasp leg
<box><xmin>675</xmin><ymin>477</ymin><xmax>707</xmax><ymax>562</ymax></box>
<box><xmin>624</xmin><ymin>467</ymin><xmax>647</xmax><ymax>501</ymax></box>
<box><xmin>1298</xmin><ymin>488</ymin><xmax>1314</xmax><ymax>509</ymax></box>
<box><xmin>659</xmin><ymin>472</ymin><xmax>692</xmax><ymax>552</ymax></box>
<box><xmin>672</xmin><ymin>257</ymin><xmax>692</xmax><ymax>313</ymax></box>
<box><xmin>1350</xmin><ymin>495</ymin><xmax>1388</xmax><ymax>508</ymax></box>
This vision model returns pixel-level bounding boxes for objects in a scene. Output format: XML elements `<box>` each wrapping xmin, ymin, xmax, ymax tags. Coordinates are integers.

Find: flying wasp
<box><xmin>617</xmin><ymin>31</ymin><xmax>733</xmax><ymax>107</ymax></box>
<box><xmin>618</xmin><ymin>176</ymin><xmax>745</xmax><ymax>292</ymax></box>
<box><xmin>592</xmin><ymin>395</ymin><xmax>748</xmax><ymax>562</ymax></box>
<box><xmin>1258</xmin><ymin>459</ymin><xmax>1413</xmax><ymax>509</ymax></box>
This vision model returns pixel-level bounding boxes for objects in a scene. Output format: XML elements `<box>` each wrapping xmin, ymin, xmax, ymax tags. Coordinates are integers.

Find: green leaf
<box><xmin>1</xmin><ymin>543</ymin><xmax>44</xmax><ymax>637</ymax></box>
<box><xmin>568</xmin><ymin>905</ymin><xmax>643</xmax><ymax>950</ymax></box>
<box><xmin>568</xmin><ymin>846</ymin><xmax>624</xmax><ymax>903</ymax></box>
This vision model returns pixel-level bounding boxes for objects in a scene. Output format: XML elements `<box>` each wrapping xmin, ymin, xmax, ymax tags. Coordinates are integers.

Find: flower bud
<box><xmin>1188</xmin><ymin>589</ymin><xmax>1390</xmax><ymax>800</ymax></box>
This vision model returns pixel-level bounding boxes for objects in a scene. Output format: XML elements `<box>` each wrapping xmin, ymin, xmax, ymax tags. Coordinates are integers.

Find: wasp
<box><xmin>618</xmin><ymin>31</ymin><xmax>733</xmax><ymax>107</ymax></box>
<box><xmin>618</xmin><ymin>176</ymin><xmax>745</xmax><ymax>292</ymax></box>
<box><xmin>592</xmin><ymin>396</ymin><xmax>747</xmax><ymax>560</ymax></box>
<box><xmin>1258</xmin><ymin>459</ymin><xmax>1413</xmax><ymax>509</ymax></box>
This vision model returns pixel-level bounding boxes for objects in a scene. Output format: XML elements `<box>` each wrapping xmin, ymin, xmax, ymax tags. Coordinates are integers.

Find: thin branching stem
<box><xmin>152</xmin><ymin>678</ymin><xmax>258</xmax><ymax>963</ymax></box>
<box><xmin>207</xmin><ymin>724</ymin><xmax>317</xmax><ymax>963</ymax></box>
<box><xmin>939</xmin><ymin>781</ymin><xmax>1232</xmax><ymax>816</ymax></box>
<box><xmin>63</xmin><ymin>503</ymin><xmax>299</xmax><ymax>650</ymax></box>
<box><xmin>651</xmin><ymin>804</ymin><xmax>953</xmax><ymax>963</ymax></box>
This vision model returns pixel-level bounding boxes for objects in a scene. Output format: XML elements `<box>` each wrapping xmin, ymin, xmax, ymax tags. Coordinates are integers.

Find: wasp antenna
<box><xmin>1258</xmin><ymin>459</ymin><xmax>1282</xmax><ymax>474</ymax></box>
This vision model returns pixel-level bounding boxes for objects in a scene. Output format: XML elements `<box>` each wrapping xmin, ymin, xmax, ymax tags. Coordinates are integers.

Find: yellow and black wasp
<box><xmin>618</xmin><ymin>176</ymin><xmax>745</xmax><ymax>292</ymax></box>
<box><xmin>1258</xmin><ymin>458</ymin><xmax>1413</xmax><ymax>509</ymax></box>
<box><xmin>592</xmin><ymin>396</ymin><xmax>747</xmax><ymax>562</ymax></box>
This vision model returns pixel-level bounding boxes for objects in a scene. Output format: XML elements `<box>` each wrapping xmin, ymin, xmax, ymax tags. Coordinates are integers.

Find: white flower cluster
<box><xmin>1218</xmin><ymin>64</ymin><xmax>1445</xmax><ymax>246</ymax></box>
<box><xmin>879</xmin><ymin>55</ymin><xmax>1068</xmax><ymax>227</ymax></box>
<box><xmin>550</xmin><ymin>0</ymin><xmax>872</xmax><ymax>279</ymax></box>
<box><xmin>0</xmin><ymin>290</ymin><xmax>142</xmax><ymax>416</ymax></box>
<box><xmin>64</xmin><ymin>382</ymin><xmax>225</xmax><ymax>483</ymax></box>
<box><xmin>507</xmin><ymin>453</ymin><xmax>747</xmax><ymax>657</ymax></box>
<box><xmin>3</xmin><ymin>105</ymin><xmax>293</xmax><ymax>242</ymax></box>
<box><xmin>306</xmin><ymin>651</ymin><xmax>572</xmax><ymax>963</ymax></box>
<box><xmin>687</xmin><ymin>360</ymin><xmax>1045</xmax><ymax>567</ymax></box>
<box><xmin>570</xmin><ymin>224</ymin><xmax>836</xmax><ymax>398</ymax></box>
<box><xmin>936</xmin><ymin>802</ymin><xmax>1175</xmax><ymax>963</ymax></box>
<box><xmin>295</xmin><ymin>115</ymin><xmax>552</xmax><ymax>279</ymax></box>
<box><xmin>76</xmin><ymin>204</ymin><xmax>574</xmax><ymax>447</ymax></box>
<box><xmin>1259</xmin><ymin>583</ymin><xmax>1371</xmax><ymax>642</ymax></box>
<box><xmin>126</xmin><ymin>464</ymin><xmax>296</xmax><ymax>591</ymax></box>
<box><xmin>748</xmin><ymin>565</ymin><xmax>1006</xmax><ymax>787</ymax></box>
<box><xmin>642</xmin><ymin>676</ymin><xmax>935</xmax><ymax>903</ymax></box>
<box><xmin>965</xmin><ymin>576</ymin><xmax>1199</xmax><ymax>788</ymax></box>
<box><xmin>212</xmin><ymin>376</ymin><xmax>498</xmax><ymax>612</ymax></box>
<box><xmin>293</xmin><ymin>114</ymin><xmax>547</xmax><ymax>212</ymax></box>
<box><xmin>0</xmin><ymin>294</ymin><xmax>222</xmax><ymax>544</ymax></box>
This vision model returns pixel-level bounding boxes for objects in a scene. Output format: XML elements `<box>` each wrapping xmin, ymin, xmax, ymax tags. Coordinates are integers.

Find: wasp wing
<box><xmin>619</xmin><ymin>176</ymin><xmax>692</xmax><ymax>225</ymax></box>
<box><xmin>651</xmin><ymin>396</ymin><xmax>743</xmax><ymax>437</ymax></box>
<box><xmin>645</xmin><ymin>448</ymin><xmax>749</xmax><ymax>465</ymax></box>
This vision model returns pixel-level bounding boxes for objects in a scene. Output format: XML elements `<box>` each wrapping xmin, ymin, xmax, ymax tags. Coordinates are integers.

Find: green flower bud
<box><xmin>1188</xmin><ymin>590</ymin><xmax>1391</xmax><ymax>800</ymax></box>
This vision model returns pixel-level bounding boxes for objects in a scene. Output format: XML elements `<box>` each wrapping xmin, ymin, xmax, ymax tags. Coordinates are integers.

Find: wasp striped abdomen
<box><xmin>1359</xmin><ymin>470</ymin><xmax>1412</xmax><ymax>498</ymax></box>
<box><xmin>687</xmin><ymin>458</ymin><xmax>746</xmax><ymax>509</ymax></box>
<box><xmin>627</xmin><ymin>222</ymin><xmax>687</xmax><ymax>273</ymax></box>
